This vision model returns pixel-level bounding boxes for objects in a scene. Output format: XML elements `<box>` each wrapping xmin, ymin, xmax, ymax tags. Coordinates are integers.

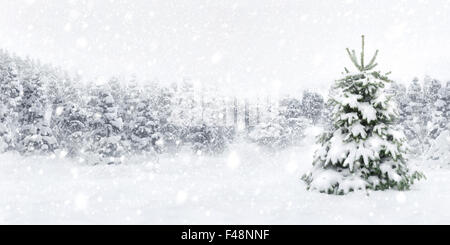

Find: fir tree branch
<box><xmin>365</xmin><ymin>63</ymin><xmax>378</xmax><ymax>70</ymax></box>
<box><xmin>365</xmin><ymin>50</ymin><xmax>379</xmax><ymax>71</ymax></box>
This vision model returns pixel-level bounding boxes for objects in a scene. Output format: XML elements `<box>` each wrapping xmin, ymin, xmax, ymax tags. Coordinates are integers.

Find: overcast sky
<box><xmin>1</xmin><ymin>0</ymin><xmax>449</xmax><ymax>96</ymax></box>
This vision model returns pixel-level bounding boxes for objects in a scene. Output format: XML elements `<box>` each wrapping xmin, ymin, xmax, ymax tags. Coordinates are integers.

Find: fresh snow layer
<box><xmin>0</xmin><ymin>127</ymin><xmax>449</xmax><ymax>225</ymax></box>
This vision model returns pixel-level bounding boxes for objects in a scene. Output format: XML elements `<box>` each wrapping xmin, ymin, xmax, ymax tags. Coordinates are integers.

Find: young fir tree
<box><xmin>248</xmin><ymin>116</ymin><xmax>288</xmax><ymax>149</ymax></box>
<box><xmin>404</xmin><ymin>78</ymin><xmax>429</xmax><ymax>154</ymax></box>
<box><xmin>302</xmin><ymin>36</ymin><xmax>424</xmax><ymax>195</ymax></box>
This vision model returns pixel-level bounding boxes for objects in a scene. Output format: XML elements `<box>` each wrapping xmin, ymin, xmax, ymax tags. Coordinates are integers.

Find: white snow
<box><xmin>350</xmin><ymin>122</ymin><xmax>367</xmax><ymax>138</ymax></box>
<box><xmin>359</xmin><ymin>102</ymin><xmax>377</xmax><ymax>123</ymax></box>
<box><xmin>211</xmin><ymin>52</ymin><xmax>223</xmax><ymax>64</ymax></box>
<box><xmin>75</xmin><ymin>37</ymin><xmax>88</xmax><ymax>49</ymax></box>
<box><xmin>55</xmin><ymin>106</ymin><xmax>64</xmax><ymax>116</ymax></box>
<box><xmin>226</xmin><ymin>151</ymin><xmax>241</xmax><ymax>170</ymax></box>
<box><xmin>0</xmin><ymin>128</ymin><xmax>449</xmax><ymax>225</ymax></box>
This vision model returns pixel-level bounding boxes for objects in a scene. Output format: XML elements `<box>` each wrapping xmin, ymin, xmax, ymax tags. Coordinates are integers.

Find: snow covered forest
<box><xmin>0</xmin><ymin>49</ymin><xmax>322</xmax><ymax>162</ymax></box>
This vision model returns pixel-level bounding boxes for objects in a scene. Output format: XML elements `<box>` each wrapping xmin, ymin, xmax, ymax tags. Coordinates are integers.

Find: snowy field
<box><xmin>1</xmin><ymin>128</ymin><xmax>449</xmax><ymax>225</ymax></box>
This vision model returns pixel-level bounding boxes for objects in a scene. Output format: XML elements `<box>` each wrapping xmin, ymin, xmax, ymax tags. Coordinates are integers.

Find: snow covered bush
<box><xmin>302</xmin><ymin>36</ymin><xmax>425</xmax><ymax>195</ymax></box>
<box><xmin>249</xmin><ymin>107</ymin><xmax>308</xmax><ymax>150</ymax></box>
<box><xmin>248</xmin><ymin>119</ymin><xmax>287</xmax><ymax>149</ymax></box>
<box><xmin>158</xmin><ymin>123</ymin><xmax>183</xmax><ymax>153</ymax></box>
<box><xmin>301</xmin><ymin>91</ymin><xmax>324</xmax><ymax>124</ymax></box>
<box><xmin>187</xmin><ymin>124</ymin><xmax>231</xmax><ymax>155</ymax></box>
<box><xmin>284</xmin><ymin>117</ymin><xmax>309</xmax><ymax>144</ymax></box>
<box><xmin>428</xmin><ymin>81</ymin><xmax>450</xmax><ymax>140</ymax></box>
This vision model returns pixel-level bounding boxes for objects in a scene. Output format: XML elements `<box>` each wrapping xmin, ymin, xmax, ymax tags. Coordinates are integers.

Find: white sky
<box><xmin>1</xmin><ymin>0</ymin><xmax>449</xmax><ymax>96</ymax></box>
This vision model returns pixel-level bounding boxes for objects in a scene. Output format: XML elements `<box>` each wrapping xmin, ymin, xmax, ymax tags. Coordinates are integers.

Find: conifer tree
<box><xmin>428</xmin><ymin>80</ymin><xmax>447</xmax><ymax>139</ymax></box>
<box><xmin>56</xmin><ymin>92</ymin><xmax>88</xmax><ymax>158</ymax></box>
<box><xmin>129</xmin><ymin>91</ymin><xmax>159</xmax><ymax>154</ymax></box>
<box><xmin>151</xmin><ymin>84</ymin><xmax>178</xmax><ymax>152</ymax></box>
<box><xmin>0</xmin><ymin>62</ymin><xmax>23</xmax><ymax>152</ymax></box>
<box><xmin>301</xmin><ymin>91</ymin><xmax>324</xmax><ymax>124</ymax></box>
<box><xmin>17</xmin><ymin>68</ymin><xmax>57</xmax><ymax>154</ymax></box>
<box><xmin>403</xmin><ymin>78</ymin><xmax>430</xmax><ymax>154</ymax></box>
<box><xmin>302</xmin><ymin>36</ymin><xmax>424</xmax><ymax>195</ymax></box>
<box><xmin>120</xmin><ymin>77</ymin><xmax>141</xmax><ymax>153</ymax></box>
<box><xmin>388</xmin><ymin>82</ymin><xmax>408</xmax><ymax>124</ymax></box>
<box><xmin>84</xmin><ymin>85</ymin><xmax>124</xmax><ymax>164</ymax></box>
<box><xmin>444</xmin><ymin>81</ymin><xmax>450</xmax><ymax>119</ymax></box>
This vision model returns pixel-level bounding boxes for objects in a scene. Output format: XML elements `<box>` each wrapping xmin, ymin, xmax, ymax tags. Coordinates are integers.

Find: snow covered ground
<box><xmin>0</xmin><ymin>127</ymin><xmax>449</xmax><ymax>225</ymax></box>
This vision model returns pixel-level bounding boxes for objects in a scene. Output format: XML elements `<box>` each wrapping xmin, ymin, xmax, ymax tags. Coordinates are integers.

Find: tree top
<box><xmin>345</xmin><ymin>35</ymin><xmax>379</xmax><ymax>72</ymax></box>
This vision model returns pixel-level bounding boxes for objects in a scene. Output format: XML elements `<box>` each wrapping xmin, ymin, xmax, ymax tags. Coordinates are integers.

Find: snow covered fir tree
<box><xmin>302</xmin><ymin>36</ymin><xmax>425</xmax><ymax>195</ymax></box>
